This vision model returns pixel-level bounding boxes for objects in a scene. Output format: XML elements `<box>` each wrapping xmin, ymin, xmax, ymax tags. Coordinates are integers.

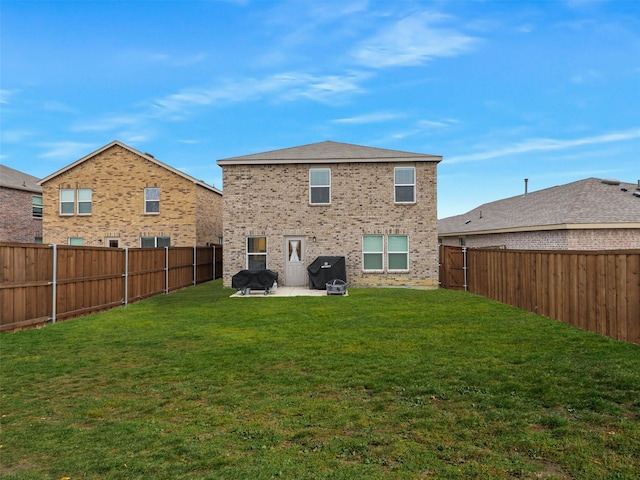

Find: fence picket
<box><xmin>0</xmin><ymin>243</ymin><xmax>222</xmax><ymax>332</ymax></box>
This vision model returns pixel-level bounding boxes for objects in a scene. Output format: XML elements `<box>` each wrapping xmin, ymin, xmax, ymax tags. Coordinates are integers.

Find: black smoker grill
<box><xmin>232</xmin><ymin>269</ymin><xmax>278</xmax><ymax>295</ymax></box>
<box><xmin>307</xmin><ymin>256</ymin><xmax>347</xmax><ymax>291</ymax></box>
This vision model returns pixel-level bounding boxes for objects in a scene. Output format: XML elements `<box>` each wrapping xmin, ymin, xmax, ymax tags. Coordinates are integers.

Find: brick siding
<box><xmin>0</xmin><ymin>187</ymin><xmax>42</xmax><ymax>243</ymax></box>
<box><xmin>439</xmin><ymin>228</ymin><xmax>640</xmax><ymax>250</ymax></box>
<box><xmin>41</xmin><ymin>144</ymin><xmax>222</xmax><ymax>247</ymax></box>
<box><xmin>222</xmin><ymin>161</ymin><xmax>439</xmax><ymax>288</ymax></box>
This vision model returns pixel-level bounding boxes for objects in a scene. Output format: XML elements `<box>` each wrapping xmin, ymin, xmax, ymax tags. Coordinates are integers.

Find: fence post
<box><xmin>165</xmin><ymin>246</ymin><xmax>169</xmax><ymax>294</ymax></box>
<box><xmin>213</xmin><ymin>245</ymin><xmax>216</xmax><ymax>280</ymax></box>
<box><xmin>463</xmin><ymin>246</ymin><xmax>468</xmax><ymax>292</ymax></box>
<box><xmin>124</xmin><ymin>247</ymin><xmax>129</xmax><ymax>306</ymax></box>
<box><xmin>50</xmin><ymin>244</ymin><xmax>57</xmax><ymax>324</ymax></box>
<box><xmin>193</xmin><ymin>246</ymin><xmax>197</xmax><ymax>286</ymax></box>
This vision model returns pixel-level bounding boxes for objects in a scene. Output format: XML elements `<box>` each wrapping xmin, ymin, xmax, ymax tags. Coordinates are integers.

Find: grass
<box><xmin>1</xmin><ymin>280</ymin><xmax>639</xmax><ymax>479</ymax></box>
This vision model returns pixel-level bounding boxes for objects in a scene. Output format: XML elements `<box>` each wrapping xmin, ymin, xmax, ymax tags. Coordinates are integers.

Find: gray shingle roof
<box><xmin>217</xmin><ymin>140</ymin><xmax>442</xmax><ymax>165</ymax></box>
<box><xmin>439</xmin><ymin>178</ymin><xmax>640</xmax><ymax>235</ymax></box>
<box><xmin>0</xmin><ymin>165</ymin><xmax>42</xmax><ymax>193</ymax></box>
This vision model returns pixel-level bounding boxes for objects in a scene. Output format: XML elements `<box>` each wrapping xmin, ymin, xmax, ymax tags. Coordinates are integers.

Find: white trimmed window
<box><xmin>247</xmin><ymin>236</ymin><xmax>267</xmax><ymax>270</ymax></box>
<box><xmin>394</xmin><ymin>167</ymin><xmax>416</xmax><ymax>203</ymax></box>
<box><xmin>363</xmin><ymin>235</ymin><xmax>384</xmax><ymax>271</ymax></box>
<box><xmin>77</xmin><ymin>188</ymin><xmax>92</xmax><ymax>215</ymax></box>
<box><xmin>68</xmin><ymin>237</ymin><xmax>84</xmax><ymax>246</ymax></box>
<box><xmin>309</xmin><ymin>168</ymin><xmax>331</xmax><ymax>205</ymax></box>
<box><xmin>144</xmin><ymin>187</ymin><xmax>160</xmax><ymax>214</ymax></box>
<box><xmin>140</xmin><ymin>236</ymin><xmax>170</xmax><ymax>247</ymax></box>
<box><xmin>60</xmin><ymin>189</ymin><xmax>75</xmax><ymax>215</ymax></box>
<box><xmin>32</xmin><ymin>195</ymin><xmax>43</xmax><ymax>218</ymax></box>
<box><xmin>388</xmin><ymin>235</ymin><xmax>409</xmax><ymax>271</ymax></box>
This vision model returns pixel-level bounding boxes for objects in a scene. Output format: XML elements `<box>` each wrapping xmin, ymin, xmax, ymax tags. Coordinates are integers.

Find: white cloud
<box><xmin>352</xmin><ymin>12</ymin><xmax>479</xmax><ymax>68</ymax></box>
<box><xmin>38</xmin><ymin>142</ymin><xmax>96</xmax><ymax>160</ymax></box>
<box><xmin>447</xmin><ymin>128</ymin><xmax>640</xmax><ymax>164</ymax></box>
<box><xmin>333</xmin><ymin>112</ymin><xmax>404</xmax><ymax>124</ymax></box>
<box><xmin>1</xmin><ymin>130</ymin><xmax>33</xmax><ymax>143</ymax></box>
<box><xmin>0</xmin><ymin>89</ymin><xmax>19</xmax><ymax>104</ymax></box>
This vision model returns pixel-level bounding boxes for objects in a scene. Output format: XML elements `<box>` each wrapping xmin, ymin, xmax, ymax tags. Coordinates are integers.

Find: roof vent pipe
<box><xmin>524</xmin><ymin>178</ymin><xmax>528</xmax><ymax>195</ymax></box>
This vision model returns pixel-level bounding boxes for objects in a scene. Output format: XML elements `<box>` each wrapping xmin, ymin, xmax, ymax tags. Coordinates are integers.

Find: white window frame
<box><xmin>247</xmin><ymin>236</ymin><xmax>267</xmax><ymax>270</ymax></box>
<box><xmin>387</xmin><ymin>235</ymin><xmax>409</xmax><ymax>272</ymax></box>
<box><xmin>362</xmin><ymin>235</ymin><xmax>384</xmax><ymax>272</ymax></box>
<box><xmin>394</xmin><ymin>166</ymin><xmax>416</xmax><ymax>204</ymax></box>
<box><xmin>32</xmin><ymin>195</ymin><xmax>43</xmax><ymax>218</ymax></box>
<box><xmin>140</xmin><ymin>236</ymin><xmax>170</xmax><ymax>248</ymax></box>
<box><xmin>60</xmin><ymin>189</ymin><xmax>75</xmax><ymax>215</ymax></box>
<box><xmin>309</xmin><ymin>168</ymin><xmax>331</xmax><ymax>205</ymax></box>
<box><xmin>144</xmin><ymin>187</ymin><xmax>160</xmax><ymax>214</ymax></box>
<box><xmin>77</xmin><ymin>188</ymin><xmax>92</xmax><ymax>215</ymax></box>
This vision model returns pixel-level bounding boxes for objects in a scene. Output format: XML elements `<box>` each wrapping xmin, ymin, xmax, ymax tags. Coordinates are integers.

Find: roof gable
<box><xmin>38</xmin><ymin>140</ymin><xmax>222</xmax><ymax>195</ymax></box>
<box><xmin>439</xmin><ymin>178</ymin><xmax>640</xmax><ymax>235</ymax></box>
<box><xmin>217</xmin><ymin>140</ymin><xmax>442</xmax><ymax>165</ymax></box>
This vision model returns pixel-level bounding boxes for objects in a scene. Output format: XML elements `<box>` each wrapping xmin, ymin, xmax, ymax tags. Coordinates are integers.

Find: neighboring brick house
<box><xmin>439</xmin><ymin>178</ymin><xmax>640</xmax><ymax>250</ymax></box>
<box><xmin>217</xmin><ymin>141</ymin><xmax>442</xmax><ymax>288</ymax></box>
<box><xmin>38</xmin><ymin>140</ymin><xmax>222</xmax><ymax>248</ymax></box>
<box><xmin>0</xmin><ymin>165</ymin><xmax>43</xmax><ymax>243</ymax></box>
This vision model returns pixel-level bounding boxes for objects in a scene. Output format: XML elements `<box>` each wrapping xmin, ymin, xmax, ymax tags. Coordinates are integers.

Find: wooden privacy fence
<box><xmin>0</xmin><ymin>243</ymin><xmax>223</xmax><ymax>332</ymax></box>
<box><xmin>439</xmin><ymin>245</ymin><xmax>640</xmax><ymax>345</ymax></box>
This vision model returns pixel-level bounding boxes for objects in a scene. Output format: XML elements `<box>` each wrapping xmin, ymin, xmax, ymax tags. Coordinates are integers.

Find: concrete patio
<box><xmin>230</xmin><ymin>286</ymin><xmax>347</xmax><ymax>297</ymax></box>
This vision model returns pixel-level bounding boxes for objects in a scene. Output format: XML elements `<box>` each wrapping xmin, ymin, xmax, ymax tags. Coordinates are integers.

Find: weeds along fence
<box><xmin>439</xmin><ymin>245</ymin><xmax>640</xmax><ymax>345</ymax></box>
<box><xmin>0</xmin><ymin>243</ymin><xmax>223</xmax><ymax>332</ymax></box>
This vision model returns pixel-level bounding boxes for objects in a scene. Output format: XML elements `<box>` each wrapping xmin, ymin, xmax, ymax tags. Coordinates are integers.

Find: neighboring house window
<box><xmin>32</xmin><ymin>195</ymin><xmax>43</xmax><ymax>218</ymax></box>
<box><xmin>388</xmin><ymin>235</ymin><xmax>409</xmax><ymax>271</ymax></box>
<box><xmin>78</xmin><ymin>188</ymin><xmax>92</xmax><ymax>215</ymax></box>
<box><xmin>68</xmin><ymin>237</ymin><xmax>83</xmax><ymax>245</ymax></box>
<box><xmin>247</xmin><ymin>236</ymin><xmax>267</xmax><ymax>270</ymax></box>
<box><xmin>309</xmin><ymin>168</ymin><xmax>331</xmax><ymax>205</ymax></box>
<box><xmin>34</xmin><ymin>237</ymin><xmax>43</xmax><ymax>244</ymax></box>
<box><xmin>363</xmin><ymin>235</ymin><xmax>384</xmax><ymax>271</ymax></box>
<box><xmin>60</xmin><ymin>189</ymin><xmax>75</xmax><ymax>215</ymax></box>
<box><xmin>394</xmin><ymin>167</ymin><xmax>416</xmax><ymax>203</ymax></box>
<box><xmin>145</xmin><ymin>187</ymin><xmax>160</xmax><ymax>214</ymax></box>
<box><xmin>140</xmin><ymin>236</ymin><xmax>171</xmax><ymax>247</ymax></box>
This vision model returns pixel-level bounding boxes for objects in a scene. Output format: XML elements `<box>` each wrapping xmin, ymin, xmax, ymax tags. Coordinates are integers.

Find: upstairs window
<box><xmin>60</xmin><ymin>189</ymin><xmax>75</xmax><ymax>215</ymax></box>
<box><xmin>145</xmin><ymin>187</ymin><xmax>160</xmax><ymax>214</ymax></box>
<box><xmin>32</xmin><ymin>195</ymin><xmax>43</xmax><ymax>218</ymax></box>
<box><xmin>247</xmin><ymin>236</ymin><xmax>267</xmax><ymax>270</ymax></box>
<box><xmin>77</xmin><ymin>189</ymin><xmax>92</xmax><ymax>215</ymax></box>
<box><xmin>394</xmin><ymin>167</ymin><xmax>415</xmax><ymax>203</ymax></box>
<box><xmin>309</xmin><ymin>168</ymin><xmax>331</xmax><ymax>205</ymax></box>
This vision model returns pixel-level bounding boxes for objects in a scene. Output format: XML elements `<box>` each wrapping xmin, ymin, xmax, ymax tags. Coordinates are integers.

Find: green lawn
<box><xmin>1</xmin><ymin>280</ymin><xmax>638</xmax><ymax>479</ymax></box>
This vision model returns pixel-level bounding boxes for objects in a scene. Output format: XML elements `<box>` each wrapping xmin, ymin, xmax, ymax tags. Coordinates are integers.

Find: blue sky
<box><xmin>1</xmin><ymin>0</ymin><xmax>638</xmax><ymax>218</ymax></box>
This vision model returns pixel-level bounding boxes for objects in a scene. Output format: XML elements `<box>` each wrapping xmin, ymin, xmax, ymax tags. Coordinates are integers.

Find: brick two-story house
<box><xmin>38</xmin><ymin>140</ymin><xmax>222</xmax><ymax>248</ymax></box>
<box><xmin>217</xmin><ymin>141</ymin><xmax>442</xmax><ymax>288</ymax></box>
<box><xmin>0</xmin><ymin>165</ymin><xmax>43</xmax><ymax>243</ymax></box>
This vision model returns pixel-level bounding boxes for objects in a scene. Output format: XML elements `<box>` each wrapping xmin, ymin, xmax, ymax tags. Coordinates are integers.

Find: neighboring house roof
<box><xmin>439</xmin><ymin>178</ymin><xmax>640</xmax><ymax>236</ymax></box>
<box><xmin>0</xmin><ymin>165</ymin><xmax>42</xmax><ymax>194</ymax></box>
<box><xmin>217</xmin><ymin>140</ymin><xmax>442</xmax><ymax>165</ymax></box>
<box><xmin>37</xmin><ymin>140</ymin><xmax>222</xmax><ymax>195</ymax></box>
